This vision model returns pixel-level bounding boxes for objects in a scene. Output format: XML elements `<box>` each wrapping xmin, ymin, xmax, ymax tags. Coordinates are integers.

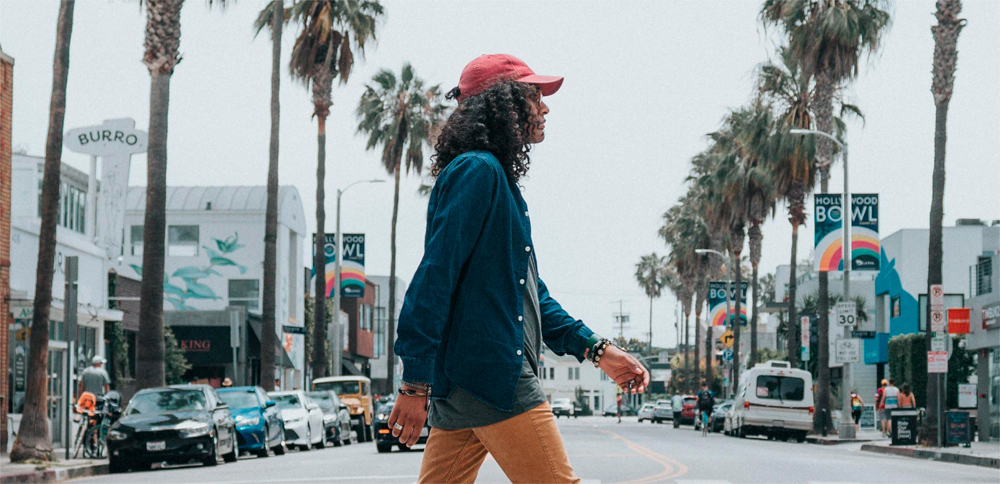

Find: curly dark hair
<box><xmin>430</xmin><ymin>80</ymin><xmax>542</xmax><ymax>182</ymax></box>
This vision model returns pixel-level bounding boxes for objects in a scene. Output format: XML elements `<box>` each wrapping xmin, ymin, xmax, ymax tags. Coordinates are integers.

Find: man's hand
<box><xmin>387</xmin><ymin>386</ymin><xmax>429</xmax><ymax>448</ymax></box>
<box><xmin>598</xmin><ymin>345</ymin><xmax>650</xmax><ymax>394</ymax></box>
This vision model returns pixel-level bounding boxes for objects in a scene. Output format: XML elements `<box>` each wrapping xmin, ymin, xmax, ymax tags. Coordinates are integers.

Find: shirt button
<box><xmin>518</xmin><ymin>316</ymin><xmax>523</xmax><ymax>321</ymax></box>
<box><xmin>525</xmin><ymin>211</ymin><xmax>529</xmax><ymax>216</ymax></box>
<box><xmin>517</xmin><ymin>350</ymin><xmax>522</xmax><ymax>356</ymax></box>
<box><xmin>525</xmin><ymin>246</ymin><xmax>531</xmax><ymax>252</ymax></box>
<box><xmin>519</xmin><ymin>279</ymin><xmax>525</xmax><ymax>285</ymax></box>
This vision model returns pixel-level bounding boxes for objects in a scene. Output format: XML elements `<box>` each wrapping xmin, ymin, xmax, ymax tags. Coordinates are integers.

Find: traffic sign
<box><xmin>801</xmin><ymin>347</ymin><xmax>811</xmax><ymax>361</ymax></box>
<box><xmin>928</xmin><ymin>351</ymin><xmax>948</xmax><ymax>373</ymax></box>
<box><xmin>722</xmin><ymin>349</ymin><xmax>734</xmax><ymax>361</ymax></box>
<box><xmin>720</xmin><ymin>330</ymin><xmax>735</xmax><ymax>348</ymax></box>
<box><xmin>930</xmin><ymin>284</ymin><xmax>944</xmax><ymax>310</ymax></box>
<box><xmin>283</xmin><ymin>325</ymin><xmax>308</xmax><ymax>335</ymax></box>
<box><xmin>835</xmin><ymin>338</ymin><xmax>861</xmax><ymax>363</ymax></box>
<box><xmin>930</xmin><ymin>309</ymin><xmax>946</xmax><ymax>332</ymax></box>
<box><xmin>931</xmin><ymin>332</ymin><xmax>949</xmax><ymax>352</ymax></box>
<box><xmin>835</xmin><ymin>301</ymin><xmax>857</xmax><ymax>327</ymax></box>
<box><xmin>800</xmin><ymin>316</ymin><xmax>810</xmax><ymax>349</ymax></box>
<box><xmin>852</xmin><ymin>331</ymin><xmax>876</xmax><ymax>339</ymax></box>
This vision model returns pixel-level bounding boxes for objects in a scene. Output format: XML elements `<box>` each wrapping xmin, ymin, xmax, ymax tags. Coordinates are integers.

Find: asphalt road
<box><xmin>73</xmin><ymin>416</ymin><xmax>999</xmax><ymax>484</ymax></box>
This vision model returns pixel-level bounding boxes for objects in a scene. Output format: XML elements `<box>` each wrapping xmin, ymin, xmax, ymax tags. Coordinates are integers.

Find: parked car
<box><xmin>653</xmin><ymin>400</ymin><xmax>673</xmax><ymax>423</ymax></box>
<box><xmin>216</xmin><ymin>386</ymin><xmax>286</xmax><ymax>457</ymax></box>
<box><xmin>268</xmin><ymin>391</ymin><xmax>325</xmax><ymax>450</ymax></box>
<box><xmin>695</xmin><ymin>399</ymin><xmax>728</xmax><ymax>431</ymax></box>
<box><xmin>637</xmin><ymin>403</ymin><xmax>656</xmax><ymax>423</ymax></box>
<box><xmin>312</xmin><ymin>376</ymin><xmax>374</xmax><ymax>442</ymax></box>
<box><xmin>107</xmin><ymin>384</ymin><xmax>238</xmax><ymax>473</ymax></box>
<box><xmin>374</xmin><ymin>401</ymin><xmax>430</xmax><ymax>453</ymax></box>
<box><xmin>602</xmin><ymin>403</ymin><xmax>635</xmax><ymax>417</ymax></box>
<box><xmin>726</xmin><ymin>360</ymin><xmax>813</xmax><ymax>442</ymax></box>
<box><xmin>551</xmin><ymin>398</ymin><xmax>576</xmax><ymax>418</ymax></box>
<box><xmin>709</xmin><ymin>401</ymin><xmax>733</xmax><ymax>433</ymax></box>
<box><xmin>675</xmin><ymin>395</ymin><xmax>697</xmax><ymax>428</ymax></box>
<box><xmin>306</xmin><ymin>391</ymin><xmax>353</xmax><ymax>446</ymax></box>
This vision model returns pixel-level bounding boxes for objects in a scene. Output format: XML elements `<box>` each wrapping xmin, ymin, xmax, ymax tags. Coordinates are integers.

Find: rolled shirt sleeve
<box><xmin>537</xmin><ymin>276</ymin><xmax>594</xmax><ymax>362</ymax></box>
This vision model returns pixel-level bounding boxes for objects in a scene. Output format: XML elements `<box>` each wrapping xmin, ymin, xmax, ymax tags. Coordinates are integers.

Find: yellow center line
<box><xmin>597</xmin><ymin>429</ymin><xmax>689</xmax><ymax>484</ymax></box>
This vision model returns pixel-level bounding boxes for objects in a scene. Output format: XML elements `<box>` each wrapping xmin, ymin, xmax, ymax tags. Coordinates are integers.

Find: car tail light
<box><xmin>744</xmin><ymin>401</ymin><xmax>750</xmax><ymax>410</ymax></box>
<box><xmin>809</xmin><ymin>406</ymin><xmax>815</xmax><ymax>415</ymax></box>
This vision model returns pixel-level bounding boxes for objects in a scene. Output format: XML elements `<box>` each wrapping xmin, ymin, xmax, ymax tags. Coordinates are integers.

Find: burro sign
<box><xmin>65</xmin><ymin>118</ymin><xmax>147</xmax><ymax>258</ymax></box>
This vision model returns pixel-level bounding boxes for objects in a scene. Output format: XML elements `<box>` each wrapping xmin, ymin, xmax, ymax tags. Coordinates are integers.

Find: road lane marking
<box><xmin>598</xmin><ymin>429</ymin><xmax>689</xmax><ymax>484</ymax></box>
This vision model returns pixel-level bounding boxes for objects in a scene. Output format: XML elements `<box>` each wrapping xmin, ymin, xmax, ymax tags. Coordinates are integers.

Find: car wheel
<box><xmin>738</xmin><ymin>425</ymin><xmax>747</xmax><ymax>439</ymax></box>
<box><xmin>299</xmin><ymin>426</ymin><xmax>312</xmax><ymax>451</ymax></box>
<box><xmin>796</xmin><ymin>431</ymin><xmax>807</xmax><ymax>443</ymax></box>
<box><xmin>376</xmin><ymin>443</ymin><xmax>392</xmax><ymax>453</ymax></box>
<box><xmin>315</xmin><ymin>429</ymin><xmax>327</xmax><ymax>449</ymax></box>
<box><xmin>223</xmin><ymin>432</ymin><xmax>239</xmax><ymax>463</ymax></box>
<box><xmin>256</xmin><ymin>426</ymin><xmax>273</xmax><ymax>458</ymax></box>
<box><xmin>333</xmin><ymin>427</ymin><xmax>343</xmax><ymax>447</ymax></box>
<box><xmin>364</xmin><ymin>423</ymin><xmax>373</xmax><ymax>442</ymax></box>
<box><xmin>398</xmin><ymin>443</ymin><xmax>412</xmax><ymax>452</ymax></box>
<box><xmin>109</xmin><ymin>456</ymin><xmax>129</xmax><ymax>474</ymax></box>
<box><xmin>203</xmin><ymin>430</ymin><xmax>220</xmax><ymax>466</ymax></box>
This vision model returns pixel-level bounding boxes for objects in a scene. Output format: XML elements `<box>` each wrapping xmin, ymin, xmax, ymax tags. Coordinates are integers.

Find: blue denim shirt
<box><xmin>394</xmin><ymin>150</ymin><xmax>594</xmax><ymax>412</ymax></box>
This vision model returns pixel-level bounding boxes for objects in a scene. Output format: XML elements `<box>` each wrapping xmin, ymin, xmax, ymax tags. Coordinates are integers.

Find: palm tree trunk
<box><xmin>260</xmin><ymin>0</ymin><xmax>282</xmax><ymax>392</ymax></box>
<box><xmin>312</xmin><ymin>114</ymin><xmax>328</xmax><ymax>380</ymax></box>
<box><xmin>648</xmin><ymin>296</ymin><xmax>653</xmax><ymax>356</ymax></box>
<box><xmin>387</xmin><ymin>161</ymin><xmax>402</xmax><ymax>392</ymax></box>
<box><xmin>749</xmin><ymin>222</ymin><xmax>762</xmax><ymax>366</ymax></box>
<box><xmin>693</xmin><ymin>299</ymin><xmax>702</xmax><ymax>389</ymax></box>
<box><xmin>9</xmin><ymin>0</ymin><xmax>75</xmax><ymax>463</ymax></box>
<box><xmin>813</xmin><ymin>70</ymin><xmax>835</xmax><ymax>434</ymax></box>
<box><xmin>923</xmin><ymin>0</ymin><xmax>964</xmax><ymax>446</ymax></box>
<box><xmin>705</xmin><ymin>303</ymin><xmax>713</xmax><ymax>389</ymax></box>
<box><xmin>683</xmin><ymin>300</ymin><xmax>690</xmax><ymax>393</ymax></box>
<box><xmin>731</xmin><ymin>245</ymin><xmax>743</xmax><ymax>396</ymax></box>
<box><xmin>787</xmin><ymin>221</ymin><xmax>800</xmax><ymax>368</ymax></box>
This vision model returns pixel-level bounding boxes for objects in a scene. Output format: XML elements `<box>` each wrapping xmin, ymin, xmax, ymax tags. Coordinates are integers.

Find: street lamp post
<box><xmin>791</xmin><ymin>128</ymin><xmax>854</xmax><ymax>440</ymax></box>
<box><xmin>696</xmin><ymin>248</ymin><xmax>733</xmax><ymax>397</ymax></box>
<box><xmin>331</xmin><ymin>179</ymin><xmax>385</xmax><ymax>376</ymax></box>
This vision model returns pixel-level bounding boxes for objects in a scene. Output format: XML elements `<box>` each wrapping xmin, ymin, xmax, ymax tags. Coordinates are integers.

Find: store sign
<box><xmin>947</xmin><ymin>308</ymin><xmax>971</xmax><ymax>334</ymax></box>
<box><xmin>982</xmin><ymin>304</ymin><xmax>1000</xmax><ymax>329</ymax></box>
<box><xmin>708</xmin><ymin>281</ymin><xmax>748</xmax><ymax>326</ymax></box>
<box><xmin>814</xmin><ymin>194</ymin><xmax>843</xmax><ymax>272</ymax></box>
<box><xmin>312</xmin><ymin>233</ymin><xmax>366</xmax><ymax>298</ymax></box>
<box><xmin>171</xmin><ymin>326</ymin><xmax>230</xmax><ymax>365</ymax></box>
<box><xmin>850</xmin><ymin>194</ymin><xmax>880</xmax><ymax>271</ymax></box>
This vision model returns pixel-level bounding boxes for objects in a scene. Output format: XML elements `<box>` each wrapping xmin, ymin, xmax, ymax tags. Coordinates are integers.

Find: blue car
<box><xmin>216</xmin><ymin>386</ymin><xmax>285</xmax><ymax>457</ymax></box>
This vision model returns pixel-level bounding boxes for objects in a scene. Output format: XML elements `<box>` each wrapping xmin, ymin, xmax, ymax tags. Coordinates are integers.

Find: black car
<box><xmin>306</xmin><ymin>391</ymin><xmax>353</xmax><ymax>446</ymax></box>
<box><xmin>375</xmin><ymin>401</ymin><xmax>429</xmax><ymax>453</ymax></box>
<box><xmin>107</xmin><ymin>384</ymin><xmax>238</xmax><ymax>473</ymax></box>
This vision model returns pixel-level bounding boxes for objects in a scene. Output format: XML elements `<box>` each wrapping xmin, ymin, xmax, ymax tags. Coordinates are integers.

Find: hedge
<box><xmin>887</xmin><ymin>333</ymin><xmax>976</xmax><ymax>410</ymax></box>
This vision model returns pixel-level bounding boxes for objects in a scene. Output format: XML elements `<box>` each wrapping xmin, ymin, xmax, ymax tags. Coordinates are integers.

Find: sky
<box><xmin>2</xmin><ymin>0</ymin><xmax>998</xmax><ymax>350</ymax></box>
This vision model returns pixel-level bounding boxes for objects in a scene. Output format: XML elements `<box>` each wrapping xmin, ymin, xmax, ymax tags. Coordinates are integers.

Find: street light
<box><xmin>331</xmin><ymin>179</ymin><xmax>385</xmax><ymax>376</ymax></box>
<box><xmin>696</xmin><ymin>248</ymin><xmax>735</xmax><ymax>398</ymax></box>
<box><xmin>790</xmin><ymin>128</ymin><xmax>855</xmax><ymax>439</ymax></box>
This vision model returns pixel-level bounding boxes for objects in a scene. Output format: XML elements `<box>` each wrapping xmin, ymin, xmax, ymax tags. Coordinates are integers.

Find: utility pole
<box><xmin>612</xmin><ymin>300</ymin><xmax>629</xmax><ymax>345</ymax></box>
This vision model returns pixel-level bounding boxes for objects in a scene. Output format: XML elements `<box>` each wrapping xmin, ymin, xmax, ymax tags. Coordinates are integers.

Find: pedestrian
<box><xmin>389</xmin><ymin>54</ymin><xmax>650</xmax><ymax>484</ymax></box>
<box><xmin>671</xmin><ymin>392</ymin><xmax>683</xmax><ymax>426</ymax></box>
<box><xmin>898</xmin><ymin>383</ymin><xmax>916</xmax><ymax>410</ymax></box>
<box><xmin>882</xmin><ymin>378</ymin><xmax>900</xmax><ymax>436</ymax></box>
<box><xmin>850</xmin><ymin>391</ymin><xmax>864</xmax><ymax>432</ymax></box>
<box><xmin>222</xmin><ymin>377</ymin><xmax>233</xmax><ymax>388</ymax></box>
<box><xmin>78</xmin><ymin>355</ymin><xmax>110</xmax><ymax>398</ymax></box>
<box><xmin>696</xmin><ymin>382</ymin><xmax>715</xmax><ymax>437</ymax></box>
<box><xmin>876</xmin><ymin>379</ymin><xmax>887</xmax><ymax>436</ymax></box>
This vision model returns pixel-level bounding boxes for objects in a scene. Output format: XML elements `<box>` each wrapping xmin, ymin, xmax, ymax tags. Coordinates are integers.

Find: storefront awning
<box><xmin>248</xmin><ymin>317</ymin><xmax>298</xmax><ymax>370</ymax></box>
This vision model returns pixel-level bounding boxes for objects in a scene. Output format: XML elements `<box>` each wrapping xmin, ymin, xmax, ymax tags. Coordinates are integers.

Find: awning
<box><xmin>248</xmin><ymin>317</ymin><xmax>298</xmax><ymax>370</ymax></box>
<box><xmin>342</xmin><ymin>361</ymin><xmax>364</xmax><ymax>376</ymax></box>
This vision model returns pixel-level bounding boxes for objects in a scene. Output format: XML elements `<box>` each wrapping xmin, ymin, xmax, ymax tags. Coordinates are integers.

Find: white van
<box><xmin>726</xmin><ymin>360</ymin><xmax>813</xmax><ymax>442</ymax></box>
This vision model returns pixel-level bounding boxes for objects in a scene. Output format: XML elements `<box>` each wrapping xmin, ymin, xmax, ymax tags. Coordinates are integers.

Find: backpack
<box><xmin>697</xmin><ymin>390</ymin><xmax>713</xmax><ymax>409</ymax></box>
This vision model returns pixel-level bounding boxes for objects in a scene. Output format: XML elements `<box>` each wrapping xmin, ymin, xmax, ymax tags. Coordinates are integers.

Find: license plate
<box><xmin>146</xmin><ymin>441</ymin><xmax>166</xmax><ymax>451</ymax></box>
<box><xmin>420</xmin><ymin>427</ymin><xmax>429</xmax><ymax>438</ymax></box>
<box><xmin>772</xmin><ymin>420</ymin><xmax>785</xmax><ymax>428</ymax></box>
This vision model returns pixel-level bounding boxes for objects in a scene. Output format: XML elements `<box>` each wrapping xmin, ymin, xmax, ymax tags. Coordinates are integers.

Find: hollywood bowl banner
<box><xmin>709</xmin><ymin>281</ymin><xmax>749</xmax><ymax>327</ymax></box>
<box><xmin>814</xmin><ymin>194</ymin><xmax>844</xmax><ymax>272</ymax></box>
<box><xmin>312</xmin><ymin>233</ymin><xmax>366</xmax><ymax>298</ymax></box>
<box><xmin>850</xmin><ymin>194</ymin><xmax>880</xmax><ymax>271</ymax></box>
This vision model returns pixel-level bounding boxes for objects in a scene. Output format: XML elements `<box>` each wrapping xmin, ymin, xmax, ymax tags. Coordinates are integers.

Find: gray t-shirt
<box><xmin>80</xmin><ymin>366</ymin><xmax>110</xmax><ymax>396</ymax></box>
<box><xmin>428</xmin><ymin>256</ymin><xmax>547</xmax><ymax>429</ymax></box>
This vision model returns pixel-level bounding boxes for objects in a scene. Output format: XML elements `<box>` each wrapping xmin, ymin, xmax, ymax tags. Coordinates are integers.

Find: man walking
<box><xmin>671</xmin><ymin>392</ymin><xmax>683</xmax><ymax>428</ymax></box>
<box><xmin>78</xmin><ymin>356</ymin><xmax>110</xmax><ymax>398</ymax></box>
<box><xmin>696</xmin><ymin>382</ymin><xmax>715</xmax><ymax>437</ymax></box>
<box><xmin>882</xmin><ymin>378</ymin><xmax>900</xmax><ymax>436</ymax></box>
<box><xmin>389</xmin><ymin>54</ymin><xmax>650</xmax><ymax>484</ymax></box>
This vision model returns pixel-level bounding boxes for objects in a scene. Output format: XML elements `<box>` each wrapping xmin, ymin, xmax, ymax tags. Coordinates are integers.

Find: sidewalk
<box><xmin>0</xmin><ymin>451</ymin><xmax>108</xmax><ymax>484</ymax></box>
<box><xmin>807</xmin><ymin>428</ymin><xmax>888</xmax><ymax>445</ymax></box>
<box><xmin>860</xmin><ymin>440</ymin><xmax>1000</xmax><ymax>469</ymax></box>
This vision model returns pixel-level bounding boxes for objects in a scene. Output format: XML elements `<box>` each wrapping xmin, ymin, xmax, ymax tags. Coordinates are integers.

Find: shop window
<box><xmin>168</xmin><ymin>225</ymin><xmax>199</xmax><ymax>256</ymax></box>
<box><xmin>130</xmin><ymin>225</ymin><xmax>144</xmax><ymax>256</ymax></box>
<box><xmin>550</xmin><ymin>368</ymin><xmax>555</xmax><ymax>380</ymax></box>
<box><xmin>229</xmin><ymin>279</ymin><xmax>260</xmax><ymax>311</ymax></box>
<box><xmin>975</xmin><ymin>257</ymin><xmax>993</xmax><ymax>296</ymax></box>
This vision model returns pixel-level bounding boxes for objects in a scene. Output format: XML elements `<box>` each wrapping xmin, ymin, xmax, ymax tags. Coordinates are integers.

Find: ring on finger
<box><xmin>393</xmin><ymin>423</ymin><xmax>404</xmax><ymax>430</ymax></box>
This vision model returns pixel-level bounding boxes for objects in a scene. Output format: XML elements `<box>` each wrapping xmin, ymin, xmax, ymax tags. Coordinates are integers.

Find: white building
<box><xmin>8</xmin><ymin>154</ymin><xmax>123</xmax><ymax>447</ymax></box>
<box><xmin>367</xmin><ymin>275</ymin><xmax>406</xmax><ymax>394</ymax></box>
<box><xmin>122</xmin><ymin>186</ymin><xmax>307</xmax><ymax>389</ymax></box>
<box><xmin>539</xmin><ymin>348</ymin><xmax>618</xmax><ymax>414</ymax></box>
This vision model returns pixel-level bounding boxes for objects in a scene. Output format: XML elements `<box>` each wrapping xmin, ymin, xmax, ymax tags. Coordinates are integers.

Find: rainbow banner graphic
<box><xmin>850</xmin><ymin>194</ymin><xmax>880</xmax><ymax>271</ymax></box>
<box><xmin>814</xmin><ymin>194</ymin><xmax>844</xmax><ymax>272</ymax></box>
<box><xmin>312</xmin><ymin>233</ymin><xmax>366</xmax><ymax>298</ymax></box>
<box><xmin>708</xmin><ymin>281</ymin><xmax>749</xmax><ymax>327</ymax></box>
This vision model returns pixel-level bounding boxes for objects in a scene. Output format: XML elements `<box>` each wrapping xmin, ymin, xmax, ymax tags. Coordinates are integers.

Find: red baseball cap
<box><xmin>457</xmin><ymin>54</ymin><xmax>564</xmax><ymax>102</ymax></box>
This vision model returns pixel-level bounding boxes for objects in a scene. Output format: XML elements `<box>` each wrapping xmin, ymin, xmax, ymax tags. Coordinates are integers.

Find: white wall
<box><xmin>540</xmin><ymin>350</ymin><xmax>618</xmax><ymax>412</ymax></box>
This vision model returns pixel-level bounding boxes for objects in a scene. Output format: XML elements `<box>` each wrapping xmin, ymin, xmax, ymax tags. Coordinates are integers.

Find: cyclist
<box><xmin>696</xmin><ymin>382</ymin><xmax>715</xmax><ymax>437</ymax></box>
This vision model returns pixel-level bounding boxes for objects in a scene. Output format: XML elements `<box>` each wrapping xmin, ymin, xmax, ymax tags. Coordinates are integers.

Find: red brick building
<box><xmin>340</xmin><ymin>279</ymin><xmax>376</xmax><ymax>376</ymax></box>
<box><xmin>0</xmin><ymin>45</ymin><xmax>14</xmax><ymax>453</ymax></box>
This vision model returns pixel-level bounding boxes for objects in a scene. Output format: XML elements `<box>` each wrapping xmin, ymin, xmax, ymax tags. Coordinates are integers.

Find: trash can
<box><xmin>890</xmin><ymin>410</ymin><xmax>919</xmax><ymax>446</ymax></box>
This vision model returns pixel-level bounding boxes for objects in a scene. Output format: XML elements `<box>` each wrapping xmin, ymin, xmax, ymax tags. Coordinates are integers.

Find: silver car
<box><xmin>637</xmin><ymin>403</ymin><xmax>656</xmax><ymax>423</ymax></box>
<box><xmin>653</xmin><ymin>400</ymin><xmax>673</xmax><ymax>423</ymax></box>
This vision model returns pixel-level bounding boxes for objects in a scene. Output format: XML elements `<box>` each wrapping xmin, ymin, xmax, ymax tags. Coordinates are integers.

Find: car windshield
<box><xmin>271</xmin><ymin>394</ymin><xmax>303</xmax><ymax>411</ymax></box>
<box><xmin>217</xmin><ymin>391</ymin><xmax>259</xmax><ymax>409</ymax></box>
<box><xmin>313</xmin><ymin>381</ymin><xmax>360</xmax><ymax>395</ymax></box>
<box><xmin>126</xmin><ymin>390</ymin><xmax>207</xmax><ymax>415</ymax></box>
<box><xmin>553</xmin><ymin>399</ymin><xmax>571</xmax><ymax>405</ymax></box>
<box><xmin>307</xmin><ymin>393</ymin><xmax>335</xmax><ymax>410</ymax></box>
<box><xmin>683</xmin><ymin>397</ymin><xmax>697</xmax><ymax>406</ymax></box>
<box><xmin>756</xmin><ymin>376</ymin><xmax>805</xmax><ymax>402</ymax></box>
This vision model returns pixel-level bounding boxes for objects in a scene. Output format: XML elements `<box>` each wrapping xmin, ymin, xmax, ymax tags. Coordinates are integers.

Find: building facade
<box><xmin>539</xmin><ymin>348</ymin><xmax>619</xmax><ymax>414</ymax></box>
<box><xmin>367</xmin><ymin>275</ymin><xmax>406</xmax><ymax>394</ymax></box>
<box><xmin>967</xmin><ymin>251</ymin><xmax>999</xmax><ymax>441</ymax></box>
<box><xmin>0</xmin><ymin>44</ymin><xmax>13</xmax><ymax>453</ymax></box>
<box><xmin>122</xmin><ymin>186</ymin><xmax>307</xmax><ymax>390</ymax></box>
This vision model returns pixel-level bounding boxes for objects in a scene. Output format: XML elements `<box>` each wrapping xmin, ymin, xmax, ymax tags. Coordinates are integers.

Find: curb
<box><xmin>806</xmin><ymin>436</ymin><xmax>884</xmax><ymax>446</ymax></box>
<box><xmin>1</xmin><ymin>463</ymin><xmax>108</xmax><ymax>484</ymax></box>
<box><xmin>860</xmin><ymin>444</ymin><xmax>1000</xmax><ymax>469</ymax></box>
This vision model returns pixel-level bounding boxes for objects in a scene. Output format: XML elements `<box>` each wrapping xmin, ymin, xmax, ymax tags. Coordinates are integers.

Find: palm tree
<box><xmin>762</xmin><ymin>0</ymin><xmax>891</xmax><ymax>434</ymax></box>
<box><xmin>10</xmin><ymin>0</ymin><xmax>75</xmax><ymax>463</ymax></box>
<box><xmin>635</xmin><ymin>253</ymin><xmax>668</xmax><ymax>356</ymax></box>
<box><xmin>924</xmin><ymin>0</ymin><xmax>965</xmax><ymax>446</ymax></box>
<box><xmin>135</xmin><ymin>0</ymin><xmax>231</xmax><ymax>392</ymax></box>
<box><xmin>356</xmin><ymin>62</ymin><xmax>447</xmax><ymax>391</ymax></box>
<box><xmin>282</xmin><ymin>0</ymin><xmax>384</xmax><ymax>379</ymax></box>
<box><xmin>255</xmin><ymin>0</ymin><xmax>284</xmax><ymax>391</ymax></box>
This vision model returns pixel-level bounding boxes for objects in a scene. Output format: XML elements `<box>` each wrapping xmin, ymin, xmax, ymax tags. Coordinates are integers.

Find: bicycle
<box><xmin>72</xmin><ymin>392</ymin><xmax>121</xmax><ymax>459</ymax></box>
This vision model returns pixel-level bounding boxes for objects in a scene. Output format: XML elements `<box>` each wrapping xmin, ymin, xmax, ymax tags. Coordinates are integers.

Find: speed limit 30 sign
<box><xmin>836</xmin><ymin>301</ymin><xmax>857</xmax><ymax>327</ymax></box>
